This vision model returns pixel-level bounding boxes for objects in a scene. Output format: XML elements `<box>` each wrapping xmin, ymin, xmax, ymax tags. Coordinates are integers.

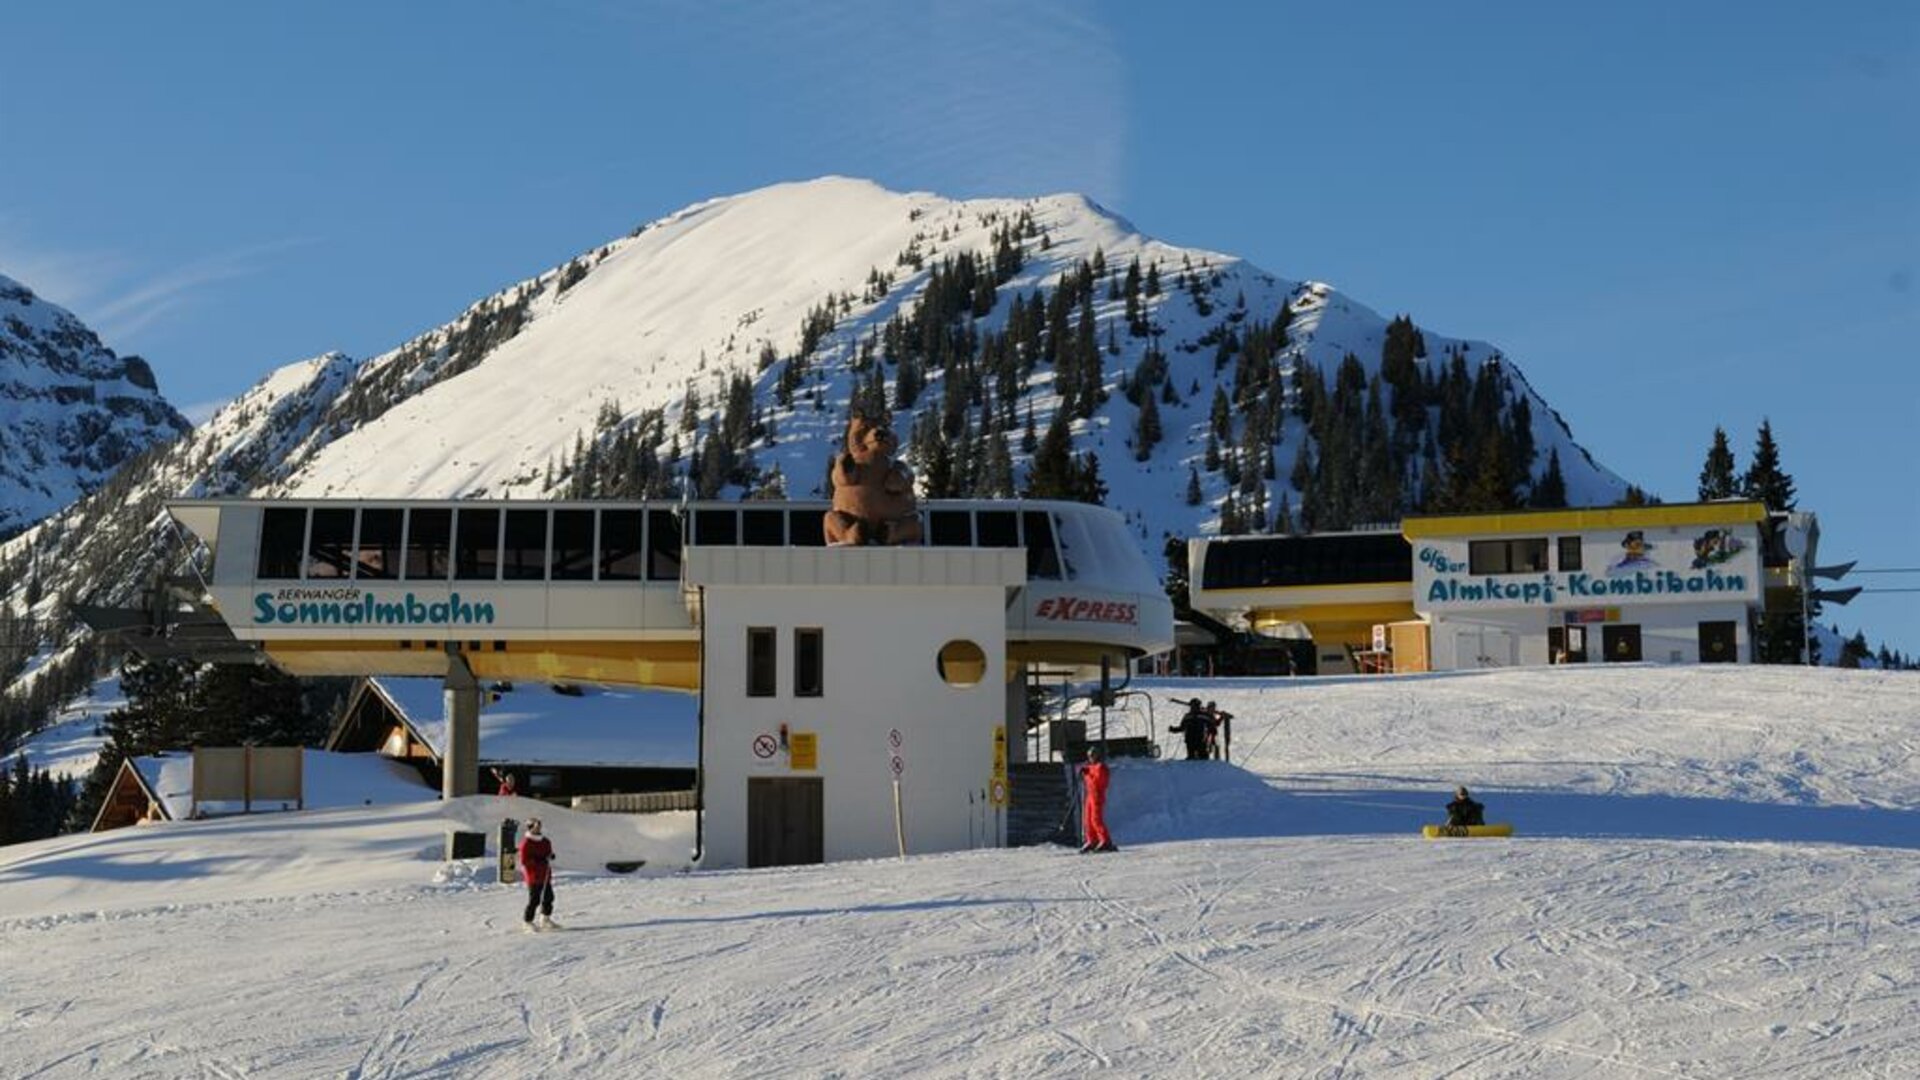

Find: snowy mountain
<box><xmin>0</xmin><ymin>274</ymin><xmax>190</xmax><ymax>539</ymax></box>
<box><xmin>2</xmin><ymin>177</ymin><xmax>1627</xmax><ymax>706</ymax></box>
<box><xmin>261</xmin><ymin>177</ymin><xmax>1624</xmax><ymax>525</ymax></box>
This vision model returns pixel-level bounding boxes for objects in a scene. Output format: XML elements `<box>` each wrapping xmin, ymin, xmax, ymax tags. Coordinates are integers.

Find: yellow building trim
<box><xmin>1197</xmin><ymin>580</ymin><xmax>1412</xmax><ymax>597</ymax></box>
<box><xmin>1402</xmin><ymin>501</ymin><xmax>1767</xmax><ymax>539</ymax></box>
<box><xmin>263</xmin><ymin>640</ymin><xmax>703</xmax><ymax>690</ymax></box>
<box><xmin>1249</xmin><ymin>601</ymin><xmax>1417</xmax><ymax>627</ymax></box>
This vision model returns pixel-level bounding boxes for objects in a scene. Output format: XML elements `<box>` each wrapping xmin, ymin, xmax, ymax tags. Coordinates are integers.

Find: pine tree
<box><xmin>1697</xmin><ymin>426</ymin><xmax>1739</xmax><ymax>500</ymax></box>
<box><xmin>1133</xmin><ymin>393</ymin><xmax>1162</xmax><ymax>462</ymax></box>
<box><xmin>1742</xmin><ymin>419</ymin><xmax>1796</xmax><ymax>509</ymax></box>
<box><xmin>1185</xmin><ymin>467</ymin><xmax>1203</xmax><ymax>506</ymax></box>
<box><xmin>1024</xmin><ymin>411</ymin><xmax>1077</xmax><ymax>499</ymax></box>
<box><xmin>1530</xmin><ymin>447</ymin><xmax>1568</xmax><ymax>508</ymax></box>
<box><xmin>1275</xmin><ymin>491</ymin><xmax>1296</xmax><ymax>535</ymax></box>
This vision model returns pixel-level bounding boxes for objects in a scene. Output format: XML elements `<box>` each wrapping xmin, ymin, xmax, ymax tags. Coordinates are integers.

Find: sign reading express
<box><xmin>1416</xmin><ymin>545</ymin><xmax>1752</xmax><ymax>609</ymax></box>
<box><xmin>252</xmin><ymin>587</ymin><xmax>497</xmax><ymax>627</ymax></box>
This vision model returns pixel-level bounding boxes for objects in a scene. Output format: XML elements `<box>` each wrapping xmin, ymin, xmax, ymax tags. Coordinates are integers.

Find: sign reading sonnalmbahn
<box><xmin>252</xmin><ymin>588</ymin><xmax>498</xmax><ymax>627</ymax></box>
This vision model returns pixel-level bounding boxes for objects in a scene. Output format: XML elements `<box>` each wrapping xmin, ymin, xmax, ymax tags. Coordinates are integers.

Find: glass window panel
<box><xmin>789</xmin><ymin>509</ymin><xmax>828</xmax><ymax>547</ymax></box>
<box><xmin>1022</xmin><ymin>511</ymin><xmax>1061</xmax><ymax>580</ymax></box>
<box><xmin>929</xmin><ymin>511</ymin><xmax>972</xmax><ymax>546</ymax></box>
<box><xmin>550</xmin><ymin>509</ymin><xmax>595</xmax><ymax>581</ymax></box>
<box><xmin>976</xmin><ymin>511</ymin><xmax>1019</xmax><ymax>547</ymax></box>
<box><xmin>794</xmin><ymin>628</ymin><xmax>823</xmax><ymax>697</ymax></box>
<box><xmin>1513</xmin><ymin>538</ymin><xmax>1549</xmax><ymax>573</ymax></box>
<box><xmin>455</xmin><ymin>508</ymin><xmax>501</xmax><ymax>581</ymax></box>
<box><xmin>403</xmin><ymin>509</ymin><xmax>452</xmax><ymax>581</ymax></box>
<box><xmin>599</xmin><ymin>509</ymin><xmax>645</xmax><ymax>581</ymax></box>
<box><xmin>502</xmin><ymin>510</ymin><xmax>549</xmax><ymax>581</ymax></box>
<box><xmin>694</xmin><ymin>509</ymin><xmax>738</xmax><ymax>546</ymax></box>
<box><xmin>257</xmin><ymin>507</ymin><xmax>307</xmax><ymax>579</ymax></box>
<box><xmin>742</xmin><ymin>508</ymin><xmax>786</xmax><ymax>546</ymax></box>
<box><xmin>747</xmin><ymin>627</ymin><xmax>776</xmax><ymax>697</ymax></box>
<box><xmin>1468</xmin><ymin>540</ymin><xmax>1509</xmax><ymax>575</ymax></box>
<box><xmin>647</xmin><ymin>509</ymin><xmax>682</xmax><ymax>580</ymax></box>
<box><xmin>305</xmin><ymin>508</ymin><xmax>355</xmax><ymax>579</ymax></box>
<box><xmin>1558</xmin><ymin>536</ymin><xmax>1583</xmax><ymax>572</ymax></box>
<box><xmin>354</xmin><ymin>508</ymin><xmax>403</xmax><ymax>580</ymax></box>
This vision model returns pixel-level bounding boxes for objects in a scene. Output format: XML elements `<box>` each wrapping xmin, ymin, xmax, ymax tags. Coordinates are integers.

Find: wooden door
<box><xmin>748</xmin><ymin>777</ymin><xmax>824</xmax><ymax>868</ymax></box>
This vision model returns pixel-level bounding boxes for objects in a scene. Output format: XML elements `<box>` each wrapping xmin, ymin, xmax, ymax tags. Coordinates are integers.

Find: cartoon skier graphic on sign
<box><xmin>1689</xmin><ymin>528</ymin><xmax>1746</xmax><ymax>569</ymax></box>
<box><xmin>1608</xmin><ymin>530</ymin><xmax>1656</xmax><ymax>573</ymax></box>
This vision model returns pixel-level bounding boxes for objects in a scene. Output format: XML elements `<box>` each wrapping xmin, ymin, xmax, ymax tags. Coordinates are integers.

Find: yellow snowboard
<box><xmin>1422</xmin><ymin>823</ymin><xmax>1515</xmax><ymax>839</ymax></box>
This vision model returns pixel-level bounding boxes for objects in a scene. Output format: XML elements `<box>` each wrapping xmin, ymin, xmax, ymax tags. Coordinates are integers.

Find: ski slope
<box><xmin>3</xmin><ymin>666</ymin><xmax>1918</xmax><ymax>1077</ymax></box>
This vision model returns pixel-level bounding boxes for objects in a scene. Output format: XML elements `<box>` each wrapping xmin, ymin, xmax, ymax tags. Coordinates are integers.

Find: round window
<box><xmin>937</xmin><ymin>640</ymin><xmax>987</xmax><ymax>687</ymax></box>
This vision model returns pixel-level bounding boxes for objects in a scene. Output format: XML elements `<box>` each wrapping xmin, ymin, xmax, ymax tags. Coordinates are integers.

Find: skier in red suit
<box><xmin>517</xmin><ymin>817</ymin><xmax>561</xmax><ymax>931</ymax></box>
<box><xmin>1078</xmin><ymin>746</ymin><xmax>1117</xmax><ymax>853</ymax></box>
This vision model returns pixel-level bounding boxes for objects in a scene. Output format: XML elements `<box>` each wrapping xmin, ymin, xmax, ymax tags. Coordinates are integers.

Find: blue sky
<box><xmin>3</xmin><ymin>1</ymin><xmax>1914</xmax><ymax>651</ymax></box>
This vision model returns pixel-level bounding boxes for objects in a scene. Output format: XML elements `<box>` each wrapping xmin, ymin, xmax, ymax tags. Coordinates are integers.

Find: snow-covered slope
<box><xmin>0</xmin><ymin>274</ymin><xmax>190</xmax><ymax>539</ymax></box>
<box><xmin>270</xmin><ymin>177</ymin><xmax>1623</xmax><ymax>520</ymax></box>
<box><xmin>2</xmin><ymin>666</ymin><xmax>1916</xmax><ymax>1077</ymax></box>
<box><xmin>8</xmin><ymin>676</ymin><xmax>121</xmax><ymax>780</ymax></box>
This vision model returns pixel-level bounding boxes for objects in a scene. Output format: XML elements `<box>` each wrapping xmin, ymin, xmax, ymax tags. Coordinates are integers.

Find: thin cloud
<box><xmin>88</xmin><ymin>239</ymin><xmax>317</xmax><ymax>342</ymax></box>
<box><xmin>654</xmin><ymin>0</ymin><xmax>1129</xmax><ymax>203</ymax></box>
<box><xmin>0</xmin><ymin>225</ymin><xmax>313</xmax><ymax>345</ymax></box>
<box><xmin>0</xmin><ymin>221</ymin><xmax>130</xmax><ymax>313</ymax></box>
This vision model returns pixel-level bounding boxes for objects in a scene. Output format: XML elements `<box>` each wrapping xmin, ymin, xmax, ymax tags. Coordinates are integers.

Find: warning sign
<box><xmin>789</xmin><ymin>731</ymin><xmax>819</xmax><ymax>771</ymax></box>
<box><xmin>752</xmin><ymin>733</ymin><xmax>779</xmax><ymax>759</ymax></box>
<box><xmin>991</xmin><ymin>728</ymin><xmax>1007</xmax><ymax>778</ymax></box>
<box><xmin>989</xmin><ymin>777</ymin><xmax>1009</xmax><ymax>808</ymax></box>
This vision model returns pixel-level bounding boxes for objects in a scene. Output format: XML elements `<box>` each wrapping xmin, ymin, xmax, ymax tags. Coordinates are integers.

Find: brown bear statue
<box><xmin>823</xmin><ymin>413</ymin><xmax>923</xmax><ymax>546</ymax></box>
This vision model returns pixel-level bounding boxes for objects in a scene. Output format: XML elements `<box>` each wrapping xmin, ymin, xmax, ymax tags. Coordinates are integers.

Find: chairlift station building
<box><xmin>1189</xmin><ymin>501</ymin><xmax>1817</xmax><ymax>672</ymax></box>
<box><xmin>166</xmin><ymin>498</ymin><xmax>1172</xmax><ymax>869</ymax></box>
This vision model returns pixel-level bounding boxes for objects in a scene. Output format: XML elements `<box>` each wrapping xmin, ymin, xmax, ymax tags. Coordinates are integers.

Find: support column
<box><xmin>443</xmin><ymin>652</ymin><xmax>481</xmax><ymax>800</ymax></box>
<box><xmin>1005</xmin><ymin>665</ymin><xmax>1029</xmax><ymax>765</ymax></box>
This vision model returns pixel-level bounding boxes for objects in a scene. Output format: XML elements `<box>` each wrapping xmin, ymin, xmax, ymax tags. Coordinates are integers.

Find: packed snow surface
<box><xmin>3</xmin><ymin>665</ymin><xmax>1918</xmax><ymax>1077</ymax></box>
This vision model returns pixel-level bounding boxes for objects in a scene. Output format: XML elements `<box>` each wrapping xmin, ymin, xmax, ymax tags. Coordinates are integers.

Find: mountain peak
<box><xmin>0</xmin><ymin>274</ymin><xmax>191</xmax><ymax>538</ymax></box>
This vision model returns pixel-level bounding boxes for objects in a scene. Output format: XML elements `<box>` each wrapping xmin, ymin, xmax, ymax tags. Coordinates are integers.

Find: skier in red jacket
<box><xmin>1078</xmin><ymin>746</ymin><xmax>1117</xmax><ymax>853</ymax></box>
<box><xmin>517</xmin><ymin>817</ymin><xmax>561</xmax><ymax>931</ymax></box>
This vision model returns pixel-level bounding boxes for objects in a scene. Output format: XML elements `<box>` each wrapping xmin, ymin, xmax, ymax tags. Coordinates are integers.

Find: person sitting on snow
<box><xmin>1445</xmin><ymin>786</ymin><xmax>1486</xmax><ymax>827</ymax></box>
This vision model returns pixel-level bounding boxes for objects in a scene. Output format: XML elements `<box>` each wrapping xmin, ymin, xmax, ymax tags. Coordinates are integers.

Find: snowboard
<box><xmin>499</xmin><ymin>818</ymin><xmax>519</xmax><ymax>884</ymax></box>
<box><xmin>1422</xmin><ymin>823</ymin><xmax>1515</xmax><ymax>839</ymax></box>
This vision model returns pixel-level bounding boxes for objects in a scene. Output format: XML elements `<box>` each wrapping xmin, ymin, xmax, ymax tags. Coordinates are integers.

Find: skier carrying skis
<box><xmin>517</xmin><ymin>817</ymin><xmax>561</xmax><ymax>931</ymax></box>
<box><xmin>1078</xmin><ymin>746</ymin><xmax>1116</xmax><ymax>853</ymax></box>
<box><xmin>1170</xmin><ymin>700</ymin><xmax>1211</xmax><ymax>760</ymax></box>
<box><xmin>1445</xmin><ymin>786</ymin><xmax>1485</xmax><ymax>828</ymax></box>
<box><xmin>1205</xmin><ymin>701</ymin><xmax>1234</xmax><ymax>761</ymax></box>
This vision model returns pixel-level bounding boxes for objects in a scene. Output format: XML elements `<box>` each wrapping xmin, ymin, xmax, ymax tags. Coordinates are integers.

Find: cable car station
<box><xmin>164</xmin><ymin>497</ymin><xmax>1173</xmax><ymax>867</ymax></box>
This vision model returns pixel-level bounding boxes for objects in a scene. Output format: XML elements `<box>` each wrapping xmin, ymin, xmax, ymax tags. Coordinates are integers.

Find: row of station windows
<box><xmin>254</xmin><ymin>505</ymin><xmax>1063</xmax><ymax>583</ymax></box>
<box><xmin>1198</xmin><ymin>533</ymin><xmax>1413</xmax><ymax>592</ymax></box>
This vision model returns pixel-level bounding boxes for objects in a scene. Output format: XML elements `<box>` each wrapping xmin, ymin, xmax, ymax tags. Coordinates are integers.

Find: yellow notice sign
<box><xmin>989</xmin><ymin>777</ymin><xmax>1009</xmax><ymax>808</ymax></box>
<box><xmin>991</xmin><ymin>728</ymin><xmax>1008</xmax><ymax>778</ymax></box>
<box><xmin>789</xmin><ymin>731</ymin><xmax>819</xmax><ymax>771</ymax></box>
